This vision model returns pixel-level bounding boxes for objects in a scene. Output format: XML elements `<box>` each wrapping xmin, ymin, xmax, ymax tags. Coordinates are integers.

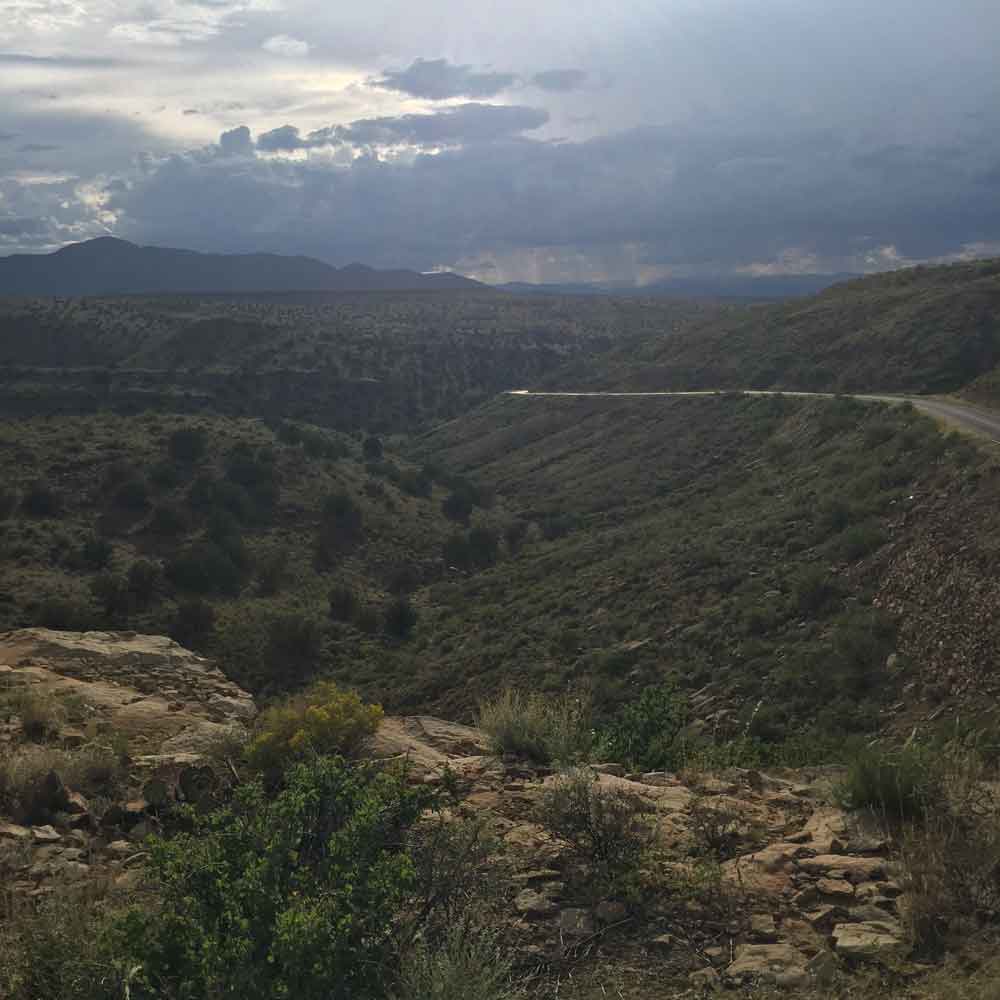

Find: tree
<box><xmin>384</xmin><ymin>596</ymin><xmax>417</xmax><ymax>640</ymax></box>
<box><xmin>362</xmin><ymin>435</ymin><xmax>384</xmax><ymax>461</ymax></box>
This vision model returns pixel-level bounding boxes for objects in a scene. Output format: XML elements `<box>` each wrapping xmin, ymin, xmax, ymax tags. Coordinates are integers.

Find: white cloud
<box><xmin>261</xmin><ymin>34</ymin><xmax>309</xmax><ymax>57</ymax></box>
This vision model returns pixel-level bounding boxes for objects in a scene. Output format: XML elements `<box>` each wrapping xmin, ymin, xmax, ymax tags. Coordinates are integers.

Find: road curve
<box><xmin>504</xmin><ymin>389</ymin><xmax>1000</xmax><ymax>444</ymax></box>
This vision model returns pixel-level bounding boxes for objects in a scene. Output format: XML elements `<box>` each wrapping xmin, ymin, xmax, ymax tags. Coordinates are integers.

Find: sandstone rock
<box><xmin>31</xmin><ymin>825</ymin><xmax>60</xmax><ymax>843</ymax></box>
<box><xmin>799</xmin><ymin>806</ymin><xmax>849</xmax><ymax>853</ymax></box>
<box><xmin>726</xmin><ymin>943</ymin><xmax>809</xmax><ymax>987</ymax></box>
<box><xmin>0</xmin><ymin>822</ymin><xmax>31</xmax><ymax>841</ymax></box>
<box><xmin>592</xmin><ymin>763</ymin><xmax>627</xmax><ymax>777</ymax></box>
<box><xmin>798</xmin><ymin>855</ymin><xmax>885</xmax><ymax>882</ymax></box>
<box><xmin>648</xmin><ymin>932</ymin><xmax>675</xmax><ymax>953</ymax></box>
<box><xmin>515</xmin><ymin>888</ymin><xmax>558</xmax><ymax>919</ymax></box>
<box><xmin>849</xmin><ymin>903</ymin><xmax>896</xmax><ymax>923</ymax></box>
<box><xmin>804</xmin><ymin>905</ymin><xmax>848</xmax><ymax>931</ymax></box>
<box><xmin>750</xmin><ymin>913</ymin><xmax>777</xmax><ymax>942</ymax></box>
<box><xmin>832</xmin><ymin>920</ymin><xmax>905</xmax><ymax>959</ymax></box>
<box><xmin>816</xmin><ymin>877</ymin><xmax>855</xmax><ymax>900</ymax></box>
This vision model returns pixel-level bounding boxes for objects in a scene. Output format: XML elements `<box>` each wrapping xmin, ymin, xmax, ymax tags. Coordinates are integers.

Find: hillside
<box><xmin>401</xmin><ymin>392</ymin><xmax>1000</xmax><ymax>746</ymax></box>
<box><xmin>0</xmin><ymin>237</ymin><xmax>483</xmax><ymax>296</ymax></box>
<box><xmin>547</xmin><ymin>258</ymin><xmax>1000</xmax><ymax>395</ymax></box>
<box><xmin>0</xmin><ymin>293</ymin><xmax>712</xmax><ymax>431</ymax></box>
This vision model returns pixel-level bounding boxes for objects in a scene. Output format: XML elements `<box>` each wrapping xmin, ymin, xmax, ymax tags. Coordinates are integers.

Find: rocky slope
<box><xmin>0</xmin><ymin>630</ymin><xmax>909</xmax><ymax>993</ymax></box>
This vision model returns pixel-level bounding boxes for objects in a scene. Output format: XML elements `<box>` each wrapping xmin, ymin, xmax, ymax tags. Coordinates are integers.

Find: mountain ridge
<box><xmin>0</xmin><ymin>237</ymin><xmax>485</xmax><ymax>296</ymax></box>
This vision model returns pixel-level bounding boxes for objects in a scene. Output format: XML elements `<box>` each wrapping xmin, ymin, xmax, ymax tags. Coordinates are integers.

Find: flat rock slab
<box><xmin>798</xmin><ymin>855</ymin><xmax>886</xmax><ymax>882</ymax></box>
<box><xmin>832</xmin><ymin>920</ymin><xmax>905</xmax><ymax>959</ymax></box>
<box><xmin>727</xmin><ymin>943</ymin><xmax>809</xmax><ymax>987</ymax></box>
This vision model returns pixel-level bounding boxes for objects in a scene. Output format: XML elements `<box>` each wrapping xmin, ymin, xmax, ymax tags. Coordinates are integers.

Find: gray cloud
<box><xmin>258</xmin><ymin>104</ymin><xmax>549</xmax><ymax>151</ymax></box>
<box><xmin>218</xmin><ymin>125</ymin><xmax>253</xmax><ymax>157</ymax></box>
<box><xmin>531</xmin><ymin>69</ymin><xmax>587</xmax><ymax>92</ymax></box>
<box><xmin>372</xmin><ymin>58</ymin><xmax>517</xmax><ymax>99</ymax></box>
<box><xmin>0</xmin><ymin>52</ymin><xmax>126</xmax><ymax>67</ymax></box>
<box><xmin>18</xmin><ymin>143</ymin><xmax>61</xmax><ymax>153</ymax></box>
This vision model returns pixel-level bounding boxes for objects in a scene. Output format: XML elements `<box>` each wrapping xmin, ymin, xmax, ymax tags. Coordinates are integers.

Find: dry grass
<box><xmin>0</xmin><ymin>743</ymin><xmax>127</xmax><ymax>821</ymax></box>
<box><xmin>0</xmin><ymin>684</ymin><xmax>65</xmax><ymax>742</ymax></box>
<box><xmin>477</xmin><ymin>689</ymin><xmax>593</xmax><ymax>765</ymax></box>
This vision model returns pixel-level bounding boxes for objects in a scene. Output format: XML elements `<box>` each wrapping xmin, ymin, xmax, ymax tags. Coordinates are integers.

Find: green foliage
<box><xmin>126</xmin><ymin>560</ymin><xmax>160</xmax><ymax>607</ymax></box>
<box><xmin>477</xmin><ymin>688</ymin><xmax>593</xmax><ymax>765</ymax></box>
<box><xmin>385</xmin><ymin>595</ymin><xmax>418</xmax><ymax>639</ymax></box>
<box><xmin>165</xmin><ymin>540</ymin><xmax>246</xmax><ymax>595</ymax></box>
<box><xmin>538</xmin><ymin>767</ymin><xmax>654</xmax><ymax>876</ymax></box>
<box><xmin>119</xmin><ymin>756</ymin><xmax>431</xmax><ymax>1000</ymax></box>
<box><xmin>328</xmin><ymin>582</ymin><xmax>358</xmax><ymax>622</ymax></box>
<box><xmin>77</xmin><ymin>533</ymin><xmax>113</xmax><ymax>570</ymax></box>
<box><xmin>601</xmin><ymin>682</ymin><xmax>689</xmax><ymax>772</ymax></box>
<box><xmin>836</xmin><ymin>743</ymin><xmax>941</xmax><ymax>821</ymax></box>
<box><xmin>148</xmin><ymin>502</ymin><xmax>189</xmax><ymax>536</ymax></box>
<box><xmin>363</xmin><ymin>435</ymin><xmax>384</xmax><ymax>461</ymax></box>
<box><xmin>170</xmin><ymin>599</ymin><xmax>217</xmax><ymax>649</ymax></box>
<box><xmin>20</xmin><ymin>480</ymin><xmax>60</xmax><ymax>518</ymax></box>
<box><xmin>265</xmin><ymin>612</ymin><xmax>324</xmax><ymax>678</ymax></box>
<box><xmin>114</xmin><ymin>477</ymin><xmax>149</xmax><ymax>511</ymax></box>
<box><xmin>247</xmin><ymin>679</ymin><xmax>383</xmax><ymax>774</ymax></box>
<box><xmin>167</xmin><ymin>425</ymin><xmax>207</xmax><ymax>464</ymax></box>
<box><xmin>315</xmin><ymin>491</ymin><xmax>364</xmax><ymax>566</ymax></box>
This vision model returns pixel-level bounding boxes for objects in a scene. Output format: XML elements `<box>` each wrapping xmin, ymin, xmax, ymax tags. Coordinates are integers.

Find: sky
<box><xmin>1</xmin><ymin>0</ymin><xmax>999</xmax><ymax>283</ymax></box>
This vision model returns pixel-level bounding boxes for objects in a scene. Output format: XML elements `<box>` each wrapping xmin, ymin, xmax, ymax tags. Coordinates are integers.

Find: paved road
<box><xmin>505</xmin><ymin>389</ymin><xmax>1000</xmax><ymax>444</ymax></box>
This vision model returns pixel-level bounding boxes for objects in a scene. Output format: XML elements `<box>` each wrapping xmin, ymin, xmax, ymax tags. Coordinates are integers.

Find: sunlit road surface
<box><xmin>504</xmin><ymin>389</ymin><xmax>1000</xmax><ymax>444</ymax></box>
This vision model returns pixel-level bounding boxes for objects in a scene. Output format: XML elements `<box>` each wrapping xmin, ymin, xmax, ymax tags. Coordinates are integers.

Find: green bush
<box><xmin>114</xmin><ymin>478</ymin><xmax>149</xmax><ymax>511</ymax></box>
<box><xmin>148</xmin><ymin>503</ymin><xmax>189</xmax><ymax>536</ymax></box>
<box><xmin>265</xmin><ymin>612</ymin><xmax>324</xmax><ymax>677</ymax></box>
<box><xmin>247</xmin><ymin>679</ymin><xmax>383</xmax><ymax>774</ymax></box>
<box><xmin>385</xmin><ymin>596</ymin><xmax>418</xmax><ymax>639</ymax></box>
<box><xmin>538</xmin><ymin>767</ymin><xmax>654</xmax><ymax>875</ymax></box>
<box><xmin>20</xmin><ymin>481</ymin><xmax>60</xmax><ymax>518</ymax></box>
<box><xmin>836</xmin><ymin>743</ymin><xmax>940</xmax><ymax>821</ymax></box>
<box><xmin>165</xmin><ymin>541</ymin><xmax>245</xmax><ymax>596</ymax></box>
<box><xmin>167</xmin><ymin>426</ymin><xmax>207</xmax><ymax>464</ymax></box>
<box><xmin>127</xmin><ymin>560</ymin><xmax>160</xmax><ymax>606</ymax></box>
<box><xmin>77</xmin><ymin>533</ymin><xmax>113</xmax><ymax>570</ymax></box>
<box><xmin>328</xmin><ymin>583</ymin><xmax>358</xmax><ymax>622</ymax></box>
<box><xmin>119</xmin><ymin>756</ymin><xmax>429</xmax><ymax>1000</ymax></box>
<box><xmin>601</xmin><ymin>682</ymin><xmax>689</xmax><ymax>771</ymax></box>
<box><xmin>170</xmin><ymin>599</ymin><xmax>216</xmax><ymax>649</ymax></box>
<box><xmin>477</xmin><ymin>688</ymin><xmax>593</xmax><ymax>765</ymax></box>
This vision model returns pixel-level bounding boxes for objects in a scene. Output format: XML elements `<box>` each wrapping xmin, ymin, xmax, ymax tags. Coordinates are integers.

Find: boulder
<box><xmin>797</xmin><ymin>855</ymin><xmax>885</xmax><ymax>883</ymax></box>
<box><xmin>514</xmin><ymin>888</ymin><xmax>558</xmax><ymax>919</ymax></box>
<box><xmin>832</xmin><ymin>920</ymin><xmax>905</xmax><ymax>959</ymax></box>
<box><xmin>726</xmin><ymin>943</ymin><xmax>809</xmax><ymax>988</ymax></box>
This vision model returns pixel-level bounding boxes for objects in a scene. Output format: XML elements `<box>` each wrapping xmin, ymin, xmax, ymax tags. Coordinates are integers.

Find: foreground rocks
<box><xmin>0</xmin><ymin>629</ymin><xmax>914</xmax><ymax>991</ymax></box>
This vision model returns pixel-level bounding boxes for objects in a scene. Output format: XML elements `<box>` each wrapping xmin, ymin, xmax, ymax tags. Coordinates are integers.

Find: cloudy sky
<box><xmin>1</xmin><ymin>0</ymin><xmax>999</xmax><ymax>282</ymax></box>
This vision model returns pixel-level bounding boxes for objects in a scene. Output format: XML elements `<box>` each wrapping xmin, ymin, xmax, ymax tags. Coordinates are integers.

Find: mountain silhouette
<box><xmin>0</xmin><ymin>237</ymin><xmax>484</xmax><ymax>296</ymax></box>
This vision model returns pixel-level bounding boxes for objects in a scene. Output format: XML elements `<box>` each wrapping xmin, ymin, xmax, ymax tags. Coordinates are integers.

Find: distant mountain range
<box><xmin>0</xmin><ymin>238</ymin><xmax>485</xmax><ymax>296</ymax></box>
<box><xmin>498</xmin><ymin>274</ymin><xmax>856</xmax><ymax>300</ymax></box>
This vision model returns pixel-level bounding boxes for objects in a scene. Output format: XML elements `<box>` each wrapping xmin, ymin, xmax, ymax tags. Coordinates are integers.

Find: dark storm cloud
<box><xmin>258</xmin><ymin>104</ymin><xmax>548</xmax><ymax>151</ymax></box>
<box><xmin>372</xmin><ymin>58</ymin><xmax>517</xmax><ymax>99</ymax></box>
<box><xmin>530</xmin><ymin>69</ymin><xmax>587</xmax><ymax>92</ymax></box>
<box><xmin>102</xmin><ymin>114</ymin><xmax>1000</xmax><ymax>274</ymax></box>
<box><xmin>218</xmin><ymin>125</ymin><xmax>254</xmax><ymax>157</ymax></box>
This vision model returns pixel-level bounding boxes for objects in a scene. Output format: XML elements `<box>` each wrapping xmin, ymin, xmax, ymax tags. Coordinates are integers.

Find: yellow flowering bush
<box><xmin>248</xmin><ymin>680</ymin><xmax>383</xmax><ymax>774</ymax></box>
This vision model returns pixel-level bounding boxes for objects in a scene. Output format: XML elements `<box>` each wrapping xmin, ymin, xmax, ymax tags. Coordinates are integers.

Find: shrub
<box><xmin>264</xmin><ymin>612</ymin><xmax>323</xmax><ymax>677</ymax></box>
<box><xmin>90</xmin><ymin>572</ymin><xmax>131</xmax><ymax>620</ymax></box>
<box><xmin>149</xmin><ymin>459</ymin><xmax>183</xmax><ymax>490</ymax></box>
<box><xmin>793</xmin><ymin>566</ymin><xmax>842</xmax><ymax>616</ymax></box>
<box><xmin>392</xmin><ymin>920</ymin><xmax>517</xmax><ymax>1000</ymax></box>
<box><xmin>36</xmin><ymin>595</ymin><xmax>95</xmax><ymax>631</ymax></box>
<box><xmin>328</xmin><ymin>583</ymin><xmax>358</xmax><ymax>622</ymax></box>
<box><xmin>21</xmin><ymin>481</ymin><xmax>60</xmax><ymax>518</ymax></box>
<box><xmin>900</xmin><ymin>749</ymin><xmax>1000</xmax><ymax>954</ymax></box>
<box><xmin>442</xmin><ymin>491</ymin><xmax>473</xmax><ymax>525</ymax></box>
<box><xmin>538</xmin><ymin>768</ymin><xmax>654</xmax><ymax>874</ymax></box>
<box><xmin>601</xmin><ymin>682</ymin><xmax>689</xmax><ymax>772</ymax></box>
<box><xmin>119</xmin><ymin>756</ymin><xmax>430</xmax><ymax>1000</ymax></box>
<box><xmin>477</xmin><ymin>688</ymin><xmax>593</xmax><ymax>765</ymax></box>
<box><xmin>1</xmin><ymin>686</ymin><xmax>64</xmax><ymax>742</ymax></box>
<box><xmin>167</xmin><ymin>426</ymin><xmax>207</xmax><ymax>464</ymax></box>
<box><xmin>165</xmin><ymin>541</ymin><xmax>245</xmax><ymax>596</ymax></box>
<box><xmin>0</xmin><ymin>488</ymin><xmax>17</xmax><ymax>519</ymax></box>
<box><xmin>114</xmin><ymin>478</ymin><xmax>149</xmax><ymax>511</ymax></box>
<box><xmin>467</xmin><ymin>526</ymin><xmax>500</xmax><ymax>569</ymax></box>
<box><xmin>836</xmin><ymin>743</ymin><xmax>940</xmax><ymax>821</ymax></box>
<box><xmin>362</xmin><ymin>435</ymin><xmax>384</xmax><ymax>461</ymax></box>
<box><xmin>384</xmin><ymin>596</ymin><xmax>418</xmax><ymax>640</ymax></box>
<box><xmin>170</xmin><ymin>599</ymin><xmax>217</xmax><ymax>649</ymax></box>
<box><xmin>148</xmin><ymin>503</ymin><xmax>189</xmax><ymax>536</ymax></box>
<box><xmin>256</xmin><ymin>546</ymin><xmax>289</xmax><ymax>596</ymax></box>
<box><xmin>0</xmin><ymin>892</ymin><xmax>132</xmax><ymax>1000</ymax></box>
<box><xmin>315</xmin><ymin>492</ymin><xmax>364</xmax><ymax>566</ymax></box>
<box><xmin>247</xmin><ymin>680</ymin><xmax>383</xmax><ymax>774</ymax></box>
<box><xmin>77</xmin><ymin>533</ymin><xmax>113</xmax><ymax>570</ymax></box>
<box><xmin>126</xmin><ymin>560</ymin><xmax>160</xmax><ymax>606</ymax></box>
